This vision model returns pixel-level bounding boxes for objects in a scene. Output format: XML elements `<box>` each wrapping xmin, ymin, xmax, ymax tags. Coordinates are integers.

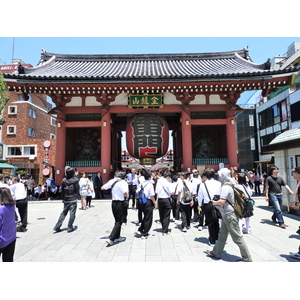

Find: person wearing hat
<box><xmin>206</xmin><ymin>168</ymin><xmax>252</xmax><ymax>262</ymax></box>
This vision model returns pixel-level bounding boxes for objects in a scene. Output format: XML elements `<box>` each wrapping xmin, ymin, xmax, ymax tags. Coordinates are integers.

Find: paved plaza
<box><xmin>10</xmin><ymin>196</ymin><xmax>300</xmax><ymax>263</ymax></box>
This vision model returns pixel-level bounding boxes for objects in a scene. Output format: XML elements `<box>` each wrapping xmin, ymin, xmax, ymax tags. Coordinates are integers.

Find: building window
<box><xmin>7</xmin><ymin>147</ymin><xmax>22</xmax><ymax>156</ymax></box>
<box><xmin>7</xmin><ymin>145</ymin><xmax>36</xmax><ymax>157</ymax></box>
<box><xmin>7</xmin><ymin>125</ymin><xmax>16</xmax><ymax>135</ymax></box>
<box><xmin>24</xmin><ymin>146</ymin><xmax>35</xmax><ymax>155</ymax></box>
<box><xmin>8</xmin><ymin>106</ymin><xmax>17</xmax><ymax>115</ymax></box>
<box><xmin>51</xmin><ymin>117</ymin><xmax>56</xmax><ymax>126</ymax></box>
<box><xmin>50</xmin><ymin>133</ymin><xmax>56</xmax><ymax>139</ymax></box>
<box><xmin>28</xmin><ymin>128</ymin><xmax>35</xmax><ymax>137</ymax></box>
<box><xmin>29</xmin><ymin>108</ymin><xmax>36</xmax><ymax>118</ymax></box>
<box><xmin>17</xmin><ymin>94</ymin><xmax>32</xmax><ymax>102</ymax></box>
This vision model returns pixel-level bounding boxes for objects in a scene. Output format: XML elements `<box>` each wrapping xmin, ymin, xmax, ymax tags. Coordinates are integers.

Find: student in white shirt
<box><xmin>136</xmin><ymin>169</ymin><xmax>157</xmax><ymax>239</ymax></box>
<box><xmin>102</xmin><ymin>171</ymin><xmax>129</xmax><ymax>246</ymax></box>
<box><xmin>177</xmin><ymin>172</ymin><xmax>194</xmax><ymax>232</ymax></box>
<box><xmin>155</xmin><ymin>170</ymin><xmax>173</xmax><ymax>235</ymax></box>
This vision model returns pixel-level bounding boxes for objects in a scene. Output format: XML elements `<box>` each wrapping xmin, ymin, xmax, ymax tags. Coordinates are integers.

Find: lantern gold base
<box><xmin>140</xmin><ymin>158</ymin><xmax>156</xmax><ymax>165</ymax></box>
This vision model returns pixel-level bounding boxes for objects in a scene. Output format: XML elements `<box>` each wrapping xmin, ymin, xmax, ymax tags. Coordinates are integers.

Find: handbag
<box><xmin>242</xmin><ymin>185</ymin><xmax>255</xmax><ymax>218</ymax></box>
<box><xmin>203</xmin><ymin>182</ymin><xmax>222</xmax><ymax>220</ymax></box>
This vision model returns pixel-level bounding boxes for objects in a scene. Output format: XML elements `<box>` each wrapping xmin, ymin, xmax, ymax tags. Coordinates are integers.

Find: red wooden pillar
<box><xmin>181</xmin><ymin>109</ymin><xmax>193</xmax><ymax>171</ymax></box>
<box><xmin>226</xmin><ymin>116</ymin><xmax>239</xmax><ymax>167</ymax></box>
<box><xmin>101</xmin><ymin>111</ymin><xmax>111</xmax><ymax>182</ymax></box>
<box><xmin>55</xmin><ymin>113</ymin><xmax>66</xmax><ymax>183</ymax></box>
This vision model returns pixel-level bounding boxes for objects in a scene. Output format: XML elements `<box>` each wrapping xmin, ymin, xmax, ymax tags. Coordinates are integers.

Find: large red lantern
<box><xmin>126</xmin><ymin>114</ymin><xmax>169</xmax><ymax>165</ymax></box>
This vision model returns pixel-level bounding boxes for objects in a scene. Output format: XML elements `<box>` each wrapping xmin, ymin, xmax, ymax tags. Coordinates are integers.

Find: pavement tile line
<box><xmin>10</xmin><ymin>197</ymin><xmax>300</xmax><ymax>262</ymax></box>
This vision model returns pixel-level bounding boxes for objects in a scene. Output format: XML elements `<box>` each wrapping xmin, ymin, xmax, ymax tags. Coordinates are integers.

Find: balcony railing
<box><xmin>192</xmin><ymin>158</ymin><xmax>228</xmax><ymax>165</ymax></box>
<box><xmin>65</xmin><ymin>161</ymin><xmax>101</xmax><ymax>168</ymax></box>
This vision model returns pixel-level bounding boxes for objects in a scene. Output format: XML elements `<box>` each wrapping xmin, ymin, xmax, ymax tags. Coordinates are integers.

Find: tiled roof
<box><xmin>3</xmin><ymin>48</ymin><xmax>279</xmax><ymax>82</ymax></box>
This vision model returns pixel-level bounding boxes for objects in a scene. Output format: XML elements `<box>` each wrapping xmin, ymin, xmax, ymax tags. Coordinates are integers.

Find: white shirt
<box><xmin>136</xmin><ymin>180</ymin><xmax>155</xmax><ymax>199</ymax></box>
<box><xmin>170</xmin><ymin>181</ymin><xmax>179</xmax><ymax>196</ymax></box>
<box><xmin>191</xmin><ymin>177</ymin><xmax>202</xmax><ymax>195</ymax></box>
<box><xmin>155</xmin><ymin>177</ymin><xmax>172</xmax><ymax>198</ymax></box>
<box><xmin>0</xmin><ymin>182</ymin><xmax>14</xmax><ymax>196</ymax></box>
<box><xmin>236</xmin><ymin>183</ymin><xmax>253</xmax><ymax>198</ymax></box>
<box><xmin>198</xmin><ymin>178</ymin><xmax>221</xmax><ymax>205</ymax></box>
<box><xmin>178</xmin><ymin>179</ymin><xmax>193</xmax><ymax>205</ymax></box>
<box><xmin>10</xmin><ymin>182</ymin><xmax>27</xmax><ymax>200</ymax></box>
<box><xmin>102</xmin><ymin>178</ymin><xmax>128</xmax><ymax>201</ymax></box>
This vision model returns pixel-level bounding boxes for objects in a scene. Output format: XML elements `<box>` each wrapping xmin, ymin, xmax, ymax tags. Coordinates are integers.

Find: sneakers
<box><xmin>182</xmin><ymin>227</ymin><xmax>187</xmax><ymax>232</ymax></box>
<box><xmin>289</xmin><ymin>252</ymin><xmax>300</xmax><ymax>260</ymax></box>
<box><xmin>198</xmin><ymin>226</ymin><xmax>203</xmax><ymax>231</ymax></box>
<box><xmin>279</xmin><ymin>224</ymin><xmax>288</xmax><ymax>229</ymax></box>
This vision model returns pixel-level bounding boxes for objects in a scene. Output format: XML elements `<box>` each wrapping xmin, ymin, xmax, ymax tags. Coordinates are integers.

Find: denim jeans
<box><xmin>269</xmin><ymin>193</ymin><xmax>284</xmax><ymax>225</ymax></box>
<box><xmin>54</xmin><ymin>201</ymin><xmax>77</xmax><ymax>230</ymax></box>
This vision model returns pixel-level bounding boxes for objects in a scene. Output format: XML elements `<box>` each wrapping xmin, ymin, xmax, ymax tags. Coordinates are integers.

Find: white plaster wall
<box><xmin>85</xmin><ymin>96</ymin><xmax>100</xmax><ymax>106</ymax></box>
<box><xmin>66</xmin><ymin>97</ymin><xmax>82</xmax><ymax>106</ymax></box>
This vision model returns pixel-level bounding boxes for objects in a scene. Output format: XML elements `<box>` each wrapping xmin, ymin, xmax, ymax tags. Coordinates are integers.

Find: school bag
<box><xmin>136</xmin><ymin>183</ymin><xmax>150</xmax><ymax>204</ymax></box>
<box><xmin>182</xmin><ymin>181</ymin><xmax>193</xmax><ymax>203</ymax></box>
<box><xmin>224</xmin><ymin>183</ymin><xmax>249</xmax><ymax>218</ymax></box>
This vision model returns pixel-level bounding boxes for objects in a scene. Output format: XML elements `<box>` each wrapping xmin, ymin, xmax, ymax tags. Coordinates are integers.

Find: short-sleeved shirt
<box><xmin>102</xmin><ymin>178</ymin><xmax>128</xmax><ymax>201</ymax></box>
<box><xmin>155</xmin><ymin>177</ymin><xmax>172</xmax><ymax>198</ymax></box>
<box><xmin>136</xmin><ymin>180</ymin><xmax>155</xmax><ymax>200</ymax></box>
<box><xmin>265</xmin><ymin>176</ymin><xmax>286</xmax><ymax>194</ymax></box>
<box><xmin>178</xmin><ymin>179</ymin><xmax>193</xmax><ymax>205</ymax></box>
<box><xmin>198</xmin><ymin>179</ymin><xmax>221</xmax><ymax>205</ymax></box>
<box><xmin>218</xmin><ymin>183</ymin><xmax>235</xmax><ymax>215</ymax></box>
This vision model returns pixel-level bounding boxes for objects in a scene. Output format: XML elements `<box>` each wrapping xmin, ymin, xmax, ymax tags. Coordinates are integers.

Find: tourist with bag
<box><xmin>197</xmin><ymin>168</ymin><xmax>221</xmax><ymax>246</ymax></box>
<box><xmin>236</xmin><ymin>172</ymin><xmax>254</xmax><ymax>234</ymax></box>
<box><xmin>177</xmin><ymin>172</ymin><xmax>194</xmax><ymax>232</ymax></box>
<box><xmin>206</xmin><ymin>168</ymin><xmax>252</xmax><ymax>262</ymax></box>
<box><xmin>135</xmin><ymin>170</ymin><xmax>157</xmax><ymax>239</ymax></box>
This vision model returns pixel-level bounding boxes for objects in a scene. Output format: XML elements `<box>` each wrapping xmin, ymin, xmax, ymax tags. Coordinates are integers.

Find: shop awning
<box><xmin>0</xmin><ymin>162</ymin><xmax>17</xmax><ymax>169</ymax></box>
<box><xmin>262</xmin><ymin>128</ymin><xmax>300</xmax><ymax>152</ymax></box>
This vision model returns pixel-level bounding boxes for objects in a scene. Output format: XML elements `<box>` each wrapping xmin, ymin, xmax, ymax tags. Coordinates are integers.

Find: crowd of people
<box><xmin>98</xmin><ymin>165</ymin><xmax>299</xmax><ymax>262</ymax></box>
<box><xmin>1</xmin><ymin>164</ymin><xmax>300</xmax><ymax>262</ymax></box>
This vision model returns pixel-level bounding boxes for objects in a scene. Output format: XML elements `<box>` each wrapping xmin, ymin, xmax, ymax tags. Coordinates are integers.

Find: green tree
<box><xmin>0</xmin><ymin>72</ymin><xmax>9</xmax><ymax>124</ymax></box>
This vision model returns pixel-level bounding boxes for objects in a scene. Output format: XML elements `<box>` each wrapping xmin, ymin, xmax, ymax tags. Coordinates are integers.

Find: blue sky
<box><xmin>0</xmin><ymin>37</ymin><xmax>299</xmax><ymax>67</ymax></box>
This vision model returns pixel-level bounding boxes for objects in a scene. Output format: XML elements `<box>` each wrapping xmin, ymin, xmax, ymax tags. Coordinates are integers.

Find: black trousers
<box><xmin>180</xmin><ymin>203</ymin><xmax>192</xmax><ymax>228</ymax></box>
<box><xmin>109</xmin><ymin>200</ymin><xmax>127</xmax><ymax>241</ymax></box>
<box><xmin>16</xmin><ymin>198</ymin><xmax>28</xmax><ymax>229</ymax></box>
<box><xmin>86</xmin><ymin>196</ymin><xmax>92</xmax><ymax>206</ymax></box>
<box><xmin>138</xmin><ymin>200</ymin><xmax>154</xmax><ymax>236</ymax></box>
<box><xmin>202</xmin><ymin>203</ymin><xmax>219</xmax><ymax>244</ymax></box>
<box><xmin>158</xmin><ymin>198</ymin><xmax>172</xmax><ymax>233</ymax></box>
<box><xmin>171</xmin><ymin>200</ymin><xmax>180</xmax><ymax>220</ymax></box>
<box><xmin>128</xmin><ymin>185</ymin><xmax>137</xmax><ymax>207</ymax></box>
<box><xmin>136</xmin><ymin>201</ymin><xmax>143</xmax><ymax>223</ymax></box>
<box><xmin>0</xmin><ymin>239</ymin><xmax>16</xmax><ymax>262</ymax></box>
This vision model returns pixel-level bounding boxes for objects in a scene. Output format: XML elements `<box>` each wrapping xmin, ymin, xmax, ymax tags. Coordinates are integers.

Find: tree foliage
<box><xmin>0</xmin><ymin>72</ymin><xmax>9</xmax><ymax>114</ymax></box>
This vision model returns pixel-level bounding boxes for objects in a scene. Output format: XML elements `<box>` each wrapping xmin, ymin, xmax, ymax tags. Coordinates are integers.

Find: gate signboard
<box><xmin>128</xmin><ymin>94</ymin><xmax>163</xmax><ymax>108</ymax></box>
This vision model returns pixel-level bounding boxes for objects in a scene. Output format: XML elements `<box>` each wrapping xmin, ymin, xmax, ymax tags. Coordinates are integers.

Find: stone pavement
<box><xmin>12</xmin><ymin>196</ymin><xmax>300</xmax><ymax>262</ymax></box>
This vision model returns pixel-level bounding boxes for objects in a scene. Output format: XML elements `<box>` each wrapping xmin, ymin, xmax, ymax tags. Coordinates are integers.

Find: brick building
<box><xmin>0</xmin><ymin>60</ymin><xmax>57</xmax><ymax>185</ymax></box>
